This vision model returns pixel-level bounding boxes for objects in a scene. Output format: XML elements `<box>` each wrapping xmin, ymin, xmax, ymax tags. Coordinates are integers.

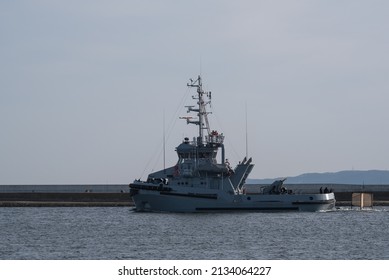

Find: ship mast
<box><xmin>186</xmin><ymin>75</ymin><xmax>212</xmax><ymax>145</ymax></box>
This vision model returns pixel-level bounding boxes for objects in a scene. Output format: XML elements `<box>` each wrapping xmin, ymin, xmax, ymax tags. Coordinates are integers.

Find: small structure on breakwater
<box><xmin>351</xmin><ymin>193</ymin><xmax>374</xmax><ymax>209</ymax></box>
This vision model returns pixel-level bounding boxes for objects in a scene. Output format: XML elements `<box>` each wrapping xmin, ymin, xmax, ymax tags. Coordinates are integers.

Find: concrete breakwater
<box><xmin>0</xmin><ymin>184</ymin><xmax>388</xmax><ymax>207</ymax></box>
<box><xmin>0</xmin><ymin>193</ymin><xmax>134</xmax><ymax>207</ymax></box>
<box><xmin>0</xmin><ymin>184</ymin><xmax>133</xmax><ymax>207</ymax></box>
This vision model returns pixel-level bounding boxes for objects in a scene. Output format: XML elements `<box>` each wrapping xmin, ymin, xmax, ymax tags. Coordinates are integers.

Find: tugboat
<box><xmin>129</xmin><ymin>76</ymin><xmax>335</xmax><ymax>212</ymax></box>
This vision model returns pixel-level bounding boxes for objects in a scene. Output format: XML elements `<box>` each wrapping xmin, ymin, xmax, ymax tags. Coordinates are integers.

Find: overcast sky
<box><xmin>1</xmin><ymin>0</ymin><xmax>388</xmax><ymax>184</ymax></box>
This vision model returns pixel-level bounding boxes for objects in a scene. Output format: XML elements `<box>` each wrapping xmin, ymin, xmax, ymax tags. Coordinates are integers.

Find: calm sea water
<box><xmin>0</xmin><ymin>207</ymin><xmax>388</xmax><ymax>260</ymax></box>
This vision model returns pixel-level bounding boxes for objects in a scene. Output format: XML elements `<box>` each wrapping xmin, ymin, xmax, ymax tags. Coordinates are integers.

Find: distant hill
<box><xmin>247</xmin><ymin>170</ymin><xmax>389</xmax><ymax>185</ymax></box>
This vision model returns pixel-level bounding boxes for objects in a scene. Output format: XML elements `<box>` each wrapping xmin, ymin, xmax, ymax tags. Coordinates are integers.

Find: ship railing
<box><xmin>205</xmin><ymin>134</ymin><xmax>224</xmax><ymax>144</ymax></box>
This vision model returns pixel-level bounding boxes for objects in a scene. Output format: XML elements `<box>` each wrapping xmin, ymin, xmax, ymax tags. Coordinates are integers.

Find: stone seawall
<box><xmin>1</xmin><ymin>191</ymin><xmax>388</xmax><ymax>207</ymax></box>
<box><xmin>0</xmin><ymin>192</ymin><xmax>134</xmax><ymax>207</ymax></box>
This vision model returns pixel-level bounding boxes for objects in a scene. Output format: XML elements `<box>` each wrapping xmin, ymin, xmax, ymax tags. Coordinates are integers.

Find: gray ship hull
<box><xmin>131</xmin><ymin>190</ymin><xmax>335</xmax><ymax>212</ymax></box>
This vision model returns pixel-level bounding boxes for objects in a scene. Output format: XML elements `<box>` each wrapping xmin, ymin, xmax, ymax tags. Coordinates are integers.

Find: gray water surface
<box><xmin>1</xmin><ymin>207</ymin><xmax>388</xmax><ymax>259</ymax></box>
